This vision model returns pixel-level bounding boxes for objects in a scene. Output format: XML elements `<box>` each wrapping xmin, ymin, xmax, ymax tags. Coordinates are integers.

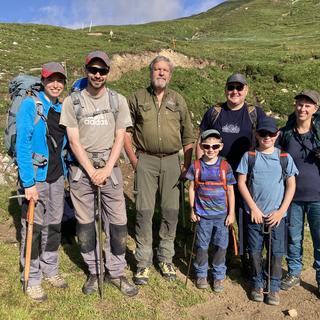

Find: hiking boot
<box><xmin>134</xmin><ymin>267</ymin><xmax>150</xmax><ymax>285</ymax></box>
<box><xmin>266</xmin><ymin>291</ymin><xmax>280</xmax><ymax>306</ymax></box>
<box><xmin>159</xmin><ymin>262</ymin><xmax>176</xmax><ymax>281</ymax></box>
<box><xmin>280</xmin><ymin>274</ymin><xmax>300</xmax><ymax>291</ymax></box>
<box><xmin>213</xmin><ymin>279</ymin><xmax>224</xmax><ymax>293</ymax></box>
<box><xmin>250</xmin><ymin>288</ymin><xmax>264</xmax><ymax>302</ymax></box>
<box><xmin>26</xmin><ymin>285</ymin><xmax>48</xmax><ymax>302</ymax></box>
<box><xmin>196</xmin><ymin>277</ymin><xmax>208</xmax><ymax>289</ymax></box>
<box><xmin>105</xmin><ymin>275</ymin><xmax>138</xmax><ymax>297</ymax></box>
<box><xmin>82</xmin><ymin>274</ymin><xmax>98</xmax><ymax>295</ymax></box>
<box><xmin>44</xmin><ymin>274</ymin><xmax>68</xmax><ymax>289</ymax></box>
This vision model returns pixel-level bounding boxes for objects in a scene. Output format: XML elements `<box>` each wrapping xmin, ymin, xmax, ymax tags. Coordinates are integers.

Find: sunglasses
<box><xmin>257</xmin><ymin>130</ymin><xmax>278</xmax><ymax>138</ymax></box>
<box><xmin>201</xmin><ymin>143</ymin><xmax>221</xmax><ymax>150</ymax></box>
<box><xmin>86</xmin><ymin>66</ymin><xmax>109</xmax><ymax>76</ymax></box>
<box><xmin>226</xmin><ymin>84</ymin><xmax>245</xmax><ymax>92</ymax></box>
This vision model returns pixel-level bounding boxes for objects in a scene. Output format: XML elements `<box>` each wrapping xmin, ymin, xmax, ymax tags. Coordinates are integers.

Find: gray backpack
<box><xmin>4</xmin><ymin>75</ymin><xmax>44</xmax><ymax>158</ymax></box>
<box><xmin>70</xmin><ymin>77</ymin><xmax>119</xmax><ymax>122</ymax></box>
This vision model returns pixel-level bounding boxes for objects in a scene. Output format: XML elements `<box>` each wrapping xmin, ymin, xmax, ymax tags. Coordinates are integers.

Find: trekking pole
<box><xmin>96</xmin><ymin>186</ymin><xmax>104</xmax><ymax>299</ymax></box>
<box><xmin>263</xmin><ymin>222</ymin><xmax>272</xmax><ymax>294</ymax></box>
<box><xmin>185</xmin><ymin>221</ymin><xmax>197</xmax><ymax>288</ymax></box>
<box><xmin>179</xmin><ymin>181</ymin><xmax>187</xmax><ymax>258</ymax></box>
<box><xmin>230</xmin><ymin>225</ymin><xmax>238</xmax><ymax>256</ymax></box>
<box><xmin>24</xmin><ymin>199</ymin><xmax>35</xmax><ymax>292</ymax></box>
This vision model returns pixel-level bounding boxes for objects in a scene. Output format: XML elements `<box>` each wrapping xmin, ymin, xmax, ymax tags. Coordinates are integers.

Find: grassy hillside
<box><xmin>0</xmin><ymin>0</ymin><xmax>320</xmax><ymax>119</ymax></box>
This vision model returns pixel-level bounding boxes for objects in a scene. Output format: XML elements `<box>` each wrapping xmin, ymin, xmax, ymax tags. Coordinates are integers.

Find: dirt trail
<box><xmin>183</xmin><ymin>267</ymin><xmax>319</xmax><ymax>320</ymax></box>
<box><xmin>107</xmin><ymin>49</ymin><xmax>217</xmax><ymax>81</ymax></box>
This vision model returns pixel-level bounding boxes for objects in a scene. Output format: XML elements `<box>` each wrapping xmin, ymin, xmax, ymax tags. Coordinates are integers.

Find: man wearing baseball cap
<box><xmin>197</xmin><ymin>73</ymin><xmax>267</xmax><ymax>275</ymax></box>
<box><xmin>280</xmin><ymin>89</ymin><xmax>320</xmax><ymax>296</ymax></box>
<box><xmin>60</xmin><ymin>51</ymin><xmax>138</xmax><ymax>297</ymax></box>
<box><xmin>16</xmin><ymin>62</ymin><xmax>68</xmax><ymax>301</ymax></box>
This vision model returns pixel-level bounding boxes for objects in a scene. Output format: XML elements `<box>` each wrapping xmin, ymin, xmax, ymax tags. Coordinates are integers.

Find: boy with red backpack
<box><xmin>186</xmin><ymin>129</ymin><xmax>236</xmax><ymax>292</ymax></box>
<box><xmin>237</xmin><ymin>116</ymin><xmax>298</xmax><ymax>305</ymax></box>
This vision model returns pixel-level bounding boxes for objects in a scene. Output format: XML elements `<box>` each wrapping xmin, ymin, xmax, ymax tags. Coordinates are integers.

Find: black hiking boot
<box><xmin>196</xmin><ymin>277</ymin><xmax>209</xmax><ymax>289</ymax></box>
<box><xmin>82</xmin><ymin>274</ymin><xmax>98</xmax><ymax>295</ymax></box>
<box><xmin>280</xmin><ymin>274</ymin><xmax>300</xmax><ymax>291</ymax></box>
<box><xmin>158</xmin><ymin>262</ymin><xmax>176</xmax><ymax>281</ymax></box>
<box><xmin>105</xmin><ymin>275</ymin><xmax>138</xmax><ymax>297</ymax></box>
<box><xmin>134</xmin><ymin>267</ymin><xmax>150</xmax><ymax>285</ymax></box>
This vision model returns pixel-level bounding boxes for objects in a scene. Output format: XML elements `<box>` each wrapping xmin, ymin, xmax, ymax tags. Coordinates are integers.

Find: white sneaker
<box><xmin>44</xmin><ymin>274</ymin><xmax>68</xmax><ymax>289</ymax></box>
<box><xmin>26</xmin><ymin>285</ymin><xmax>48</xmax><ymax>302</ymax></box>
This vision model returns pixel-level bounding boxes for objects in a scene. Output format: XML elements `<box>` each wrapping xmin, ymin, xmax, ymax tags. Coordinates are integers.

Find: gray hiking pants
<box><xmin>68</xmin><ymin>164</ymin><xmax>127</xmax><ymax>278</ymax></box>
<box><xmin>134</xmin><ymin>152</ymin><xmax>180</xmax><ymax>268</ymax></box>
<box><xmin>20</xmin><ymin>175</ymin><xmax>64</xmax><ymax>287</ymax></box>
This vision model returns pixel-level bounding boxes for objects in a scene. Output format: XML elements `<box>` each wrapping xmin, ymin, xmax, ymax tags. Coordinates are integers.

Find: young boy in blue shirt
<box><xmin>237</xmin><ymin>117</ymin><xmax>298</xmax><ymax>305</ymax></box>
<box><xmin>186</xmin><ymin>129</ymin><xmax>236</xmax><ymax>292</ymax></box>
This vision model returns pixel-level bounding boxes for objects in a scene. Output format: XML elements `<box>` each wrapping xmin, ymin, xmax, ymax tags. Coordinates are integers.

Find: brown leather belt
<box><xmin>138</xmin><ymin>150</ymin><xmax>178</xmax><ymax>158</ymax></box>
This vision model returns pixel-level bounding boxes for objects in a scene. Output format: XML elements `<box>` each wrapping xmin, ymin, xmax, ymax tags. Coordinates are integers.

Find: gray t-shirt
<box><xmin>237</xmin><ymin>148</ymin><xmax>298</xmax><ymax>216</ymax></box>
<box><xmin>60</xmin><ymin>88</ymin><xmax>132</xmax><ymax>153</ymax></box>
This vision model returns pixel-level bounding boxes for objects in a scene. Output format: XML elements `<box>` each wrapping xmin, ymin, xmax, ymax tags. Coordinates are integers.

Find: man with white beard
<box><xmin>124</xmin><ymin>56</ymin><xmax>194</xmax><ymax>285</ymax></box>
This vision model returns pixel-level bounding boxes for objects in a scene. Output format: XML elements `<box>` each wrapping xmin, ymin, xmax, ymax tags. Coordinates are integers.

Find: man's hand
<box><xmin>25</xmin><ymin>185</ymin><xmax>39</xmax><ymax>202</ymax></box>
<box><xmin>91</xmin><ymin>164</ymin><xmax>113</xmax><ymax>186</ymax></box>
<box><xmin>251</xmin><ymin>208</ymin><xmax>264</xmax><ymax>224</ymax></box>
<box><xmin>265</xmin><ymin>210</ymin><xmax>283</xmax><ymax>227</ymax></box>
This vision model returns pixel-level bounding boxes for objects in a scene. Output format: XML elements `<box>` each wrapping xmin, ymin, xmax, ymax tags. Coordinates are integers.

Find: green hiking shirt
<box><xmin>128</xmin><ymin>86</ymin><xmax>194</xmax><ymax>154</ymax></box>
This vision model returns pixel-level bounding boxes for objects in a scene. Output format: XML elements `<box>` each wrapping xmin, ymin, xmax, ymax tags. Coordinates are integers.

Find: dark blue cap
<box><xmin>257</xmin><ymin>116</ymin><xmax>278</xmax><ymax>133</ymax></box>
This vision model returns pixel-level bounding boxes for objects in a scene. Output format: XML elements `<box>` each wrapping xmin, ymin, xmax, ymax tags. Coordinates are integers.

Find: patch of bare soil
<box><xmin>183</xmin><ymin>268</ymin><xmax>319</xmax><ymax>320</ymax></box>
<box><xmin>108</xmin><ymin>49</ymin><xmax>217</xmax><ymax>81</ymax></box>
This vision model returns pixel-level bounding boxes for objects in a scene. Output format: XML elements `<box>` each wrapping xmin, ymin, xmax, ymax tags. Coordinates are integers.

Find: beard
<box><xmin>152</xmin><ymin>78</ymin><xmax>168</xmax><ymax>90</ymax></box>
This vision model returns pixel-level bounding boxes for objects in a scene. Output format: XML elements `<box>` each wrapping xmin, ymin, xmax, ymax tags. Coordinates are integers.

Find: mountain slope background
<box><xmin>0</xmin><ymin>0</ymin><xmax>320</xmax><ymax>122</ymax></box>
<box><xmin>0</xmin><ymin>1</ymin><xmax>320</xmax><ymax>319</ymax></box>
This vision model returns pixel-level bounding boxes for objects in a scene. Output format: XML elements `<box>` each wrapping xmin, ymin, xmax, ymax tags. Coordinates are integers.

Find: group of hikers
<box><xmin>13</xmin><ymin>51</ymin><xmax>320</xmax><ymax>307</ymax></box>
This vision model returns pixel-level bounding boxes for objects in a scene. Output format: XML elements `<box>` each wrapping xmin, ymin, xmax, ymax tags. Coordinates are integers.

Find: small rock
<box><xmin>12</xmin><ymin>41</ymin><xmax>18</xmax><ymax>45</ymax></box>
<box><xmin>288</xmin><ymin>309</ymin><xmax>298</xmax><ymax>318</ymax></box>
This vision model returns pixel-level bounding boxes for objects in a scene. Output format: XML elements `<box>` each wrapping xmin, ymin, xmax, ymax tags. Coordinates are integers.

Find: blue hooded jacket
<box><xmin>16</xmin><ymin>91</ymin><xmax>67</xmax><ymax>188</ymax></box>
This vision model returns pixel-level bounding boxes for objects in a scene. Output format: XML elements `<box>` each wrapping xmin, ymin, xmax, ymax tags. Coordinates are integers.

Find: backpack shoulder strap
<box><xmin>31</xmin><ymin>96</ymin><xmax>44</xmax><ymax>125</ymax></box>
<box><xmin>70</xmin><ymin>91</ymin><xmax>82</xmax><ymax>121</ymax></box>
<box><xmin>247</xmin><ymin>104</ymin><xmax>257</xmax><ymax>126</ymax></box>
<box><xmin>194</xmin><ymin>159</ymin><xmax>201</xmax><ymax>187</ymax></box>
<box><xmin>220</xmin><ymin>159</ymin><xmax>228</xmax><ymax>191</ymax></box>
<box><xmin>278</xmin><ymin>149</ymin><xmax>289</xmax><ymax>181</ymax></box>
<box><xmin>247</xmin><ymin>151</ymin><xmax>256</xmax><ymax>186</ymax></box>
<box><xmin>211</xmin><ymin>103</ymin><xmax>223</xmax><ymax>125</ymax></box>
<box><xmin>108</xmin><ymin>89</ymin><xmax>120</xmax><ymax>120</ymax></box>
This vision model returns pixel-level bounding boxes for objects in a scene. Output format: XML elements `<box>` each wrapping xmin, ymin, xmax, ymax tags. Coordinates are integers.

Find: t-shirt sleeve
<box><xmin>285</xmin><ymin>154</ymin><xmax>299</xmax><ymax>177</ymax></box>
<box><xmin>236</xmin><ymin>152</ymin><xmax>249</xmax><ymax>175</ymax></box>
<box><xmin>59</xmin><ymin>95</ymin><xmax>78</xmax><ymax>128</ymax></box>
<box><xmin>116</xmin><ymin>94</ymin><xmax>133</xmax><ymax>130</ymax></box>
<box><xmin>199</xmin><ymin>107</ymin><xmax>214</xmax><ymax>132</ymax></box>
<box><xmin>226</xmin><ymin>162</ymin><xmax>237</xmax><ymax>185</ymax></box>
<box><xmin>185</xmin><ymin>161</ymin><xmax>195</xmax><ymax>181</ymax></box>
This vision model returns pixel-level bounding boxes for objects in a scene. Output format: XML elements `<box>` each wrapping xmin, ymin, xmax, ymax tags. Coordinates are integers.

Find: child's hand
<box><xmin>190</xmin><ymin>209</ymin><xmax>200</xmax><ymax>222</ymax></box>
<box><xmin>251</xmin><ymin>209</ymin><xmax>264</xmax><ymax>224</ymax></box>
<box><xmin>225</xmin><ymin>213</ymin><xmax>235</xmax><ymax>226</ymax></box>
<box><xmin>265</xmin><ymin>210</ymin><xmax>283</xmax><ymax>227</ymax></box>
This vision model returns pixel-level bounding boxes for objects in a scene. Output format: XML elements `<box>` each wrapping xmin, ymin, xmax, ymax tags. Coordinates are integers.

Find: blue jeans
<box><xmin>287</xmin><ymin>201</ymin><xmax>320</xmax><ymax>284</ymax></box>
<box><xmin>247</xmin><ymin>218</ymin><xmax>285</xmax><ymax>292</ymax></box>
<box><xmin>194</xmin><ymin>217</ymin><xmax>228</xmax><ymax>280</ymax></box>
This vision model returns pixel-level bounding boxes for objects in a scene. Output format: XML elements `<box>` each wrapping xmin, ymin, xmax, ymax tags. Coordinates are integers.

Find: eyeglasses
<box><xmin>226</xmin><ymin>84</ymin><xmax>245</xmax><ymax>92</ymax></box>
<box><xmin>201</xmin><ymin>143</ymin><xmax>221</xmax><ymax>150</ymax></box>
<box><xmin>257</xmin><ymin>130</ymin><xmax>278</xmax><ymax>138</ymax></box>
<box><xmin>86</xmin><ymin>66</ymin><xmax>109</xmax><ymax>76</ymax></box>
